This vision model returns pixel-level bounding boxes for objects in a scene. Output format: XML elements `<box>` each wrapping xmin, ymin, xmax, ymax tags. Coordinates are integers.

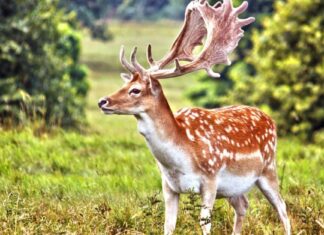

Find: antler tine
<box><xmin>238</xmin><ymin>17</ymin><xmax>256</xmax><ymax>28</ymax></box>
<box><xmin>206</xmin><ymin>68</ymin><xmax>221</xmax><ymax>78</ymax></box>
<box><xmin>120</xmin><ymin>46</ymin><xmax>136</xmax><ymax>73</ymax></box>
<box><xmin>224</xmin><ymin>0</ymin><xmax>234</xmax><ymax>14</ymax></box>
<box><xmin>130</xmin><ymin>47</ymin><xmax>145</xmax><ymax>73</ymax></box>
<box><xmin>234</xmin><ymin>1</ymin><xmax>248</xmax><ymax>16</ymax></box>
<box><xmin>149</xmin><ymin>0</ymin><xmax>254</xmax><ymax>80</ymax></box>
<box><xmin>213</xmin><ymin>2</ymin><xmax>222</xmax><ymax>9</ymax></box>
<box><xmin>146</xmin><ymin>44</ymin><xmax>155</xmax><ymax>67</ymax></box>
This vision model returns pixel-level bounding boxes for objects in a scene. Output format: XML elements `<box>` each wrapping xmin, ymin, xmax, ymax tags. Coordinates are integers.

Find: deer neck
<box><xmin>135</xmin><ymin>94</ymin><xmax>186</xmax><ymax>168</ymax></box>
<box><xmin>136</xmin><ymin>94</ymin><xmax>178</xmax><ymax>140</ymax></box>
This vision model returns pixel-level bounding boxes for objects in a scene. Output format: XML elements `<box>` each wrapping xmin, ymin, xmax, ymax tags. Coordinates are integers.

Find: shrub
<box><xmin>188</xmin><ymin>0</ymin><xmax>324</xmax><ymax>139</ymax></box>
<box><xmin>0</xmin><ymin>0</ymin><xmax>89</xmax><ymax>128</ymax></box>
<box><xmin>230</xmin><ymin>0</ymin><xmax>324</xmax><ymax>139</ymax></box>
<box><xmin>59</xmin><ymin>0</ymin><xmax>113</xmax><ymax>41</ymax></box>
<box><xmin>187</xmin><ymin>0</ymin><xmax>274</xmax><ymax>108</ymax></box>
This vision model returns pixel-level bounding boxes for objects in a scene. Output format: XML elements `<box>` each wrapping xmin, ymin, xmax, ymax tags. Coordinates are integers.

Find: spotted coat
<box><xmin>175</xmin><ymin>105</ymin><xmax>277</xmax><ymax>175</ymax></box>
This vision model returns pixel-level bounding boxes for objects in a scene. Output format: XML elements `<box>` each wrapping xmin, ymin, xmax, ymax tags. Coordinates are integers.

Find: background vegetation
<box><xmin>0</xmin><ymin>0</ymin><xmax>323</xmax><ymax>234</ymax></box>
<box><xmin>188</xmin><ymin>0</ymin><xmax>324</xmax><ymax>140</ymax></box>
<box><xmin>0</xmin><ymin>0</ymin><xmax>88</xmax><ymax>127</ymax></box>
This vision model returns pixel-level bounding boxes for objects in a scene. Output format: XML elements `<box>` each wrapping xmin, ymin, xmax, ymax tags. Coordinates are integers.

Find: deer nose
<box><xmin>98</xmin><ymin>98</ymin><xmax>108</xmax><ymax>108</ymax></box>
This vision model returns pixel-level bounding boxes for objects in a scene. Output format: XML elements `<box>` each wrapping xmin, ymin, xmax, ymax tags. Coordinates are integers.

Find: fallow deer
<box><xmin>98</xmin><ymin>0</ymin><xmax>291</xmax><ymax>234</ymax></box>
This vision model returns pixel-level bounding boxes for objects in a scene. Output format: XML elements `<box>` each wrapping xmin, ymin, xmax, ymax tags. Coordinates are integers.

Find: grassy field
<box><xmin>0</xmin><ymin>21</ymin><xmax>323</xmax><ymax>234</ymax></box>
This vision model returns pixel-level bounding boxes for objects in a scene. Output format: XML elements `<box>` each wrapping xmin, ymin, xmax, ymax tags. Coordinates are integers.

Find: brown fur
<box><xmin>102</xmin><ymin>75</ymin><xmax>277</xmax><ymax>178</ymax></box>
<box><xmin>174</xmin><ymin>106</ymin><xmax>277</xmax><ymax>176</ymax></box>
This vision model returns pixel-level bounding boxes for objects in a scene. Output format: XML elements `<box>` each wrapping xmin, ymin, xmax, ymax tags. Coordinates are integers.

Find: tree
<box><xmin>59</xmin><ymin>0</ymin><xmax>115</xmax><ymax>41</ymax></box>
<box><xmin>187</xmin><ymin>0</ymin><xmax>274</xmax><ymax>108</ymax></box>
<box><xmin>189</xmin><ymin>0</ymin><xmax>324</xmax><ymax>139</ymax></box>
<box><xmin>238</xmin><ymin>0</ymin><xmax>324</xmax><ymax>139</ymax></box>
<box><xmin>0</xmin><ymin>0</ymin><xmax>89</xmax><ymax>127</ymax></box>
<box><xmin>116</xmin><ymin>0</ymin><xmax>169</xmax><ymax>20</ymax></box>
<box><xmin>160</xmin><ymin>0</ymin><xmax>191</xmax><ymax>20</ymax></box>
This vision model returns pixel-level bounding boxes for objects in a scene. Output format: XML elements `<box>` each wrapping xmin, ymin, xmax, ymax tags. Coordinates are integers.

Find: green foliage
<box><xmin>116</xmin><ymin>0</ymin><xmax>170</xmax><ymax>20</ymax></box>
<box><xmin>241</xmin><ymin>0</ymin><xmax>324</xmax><ymax>138</ymax></box>
<box><xmin>188</xmin><ymin>0</ymin><xmax>324</xmax><ymax>139</ymax></box>
<box><xmin>0</xmin><ymin>0</ymin><xmax>89</xmax><ymax>127</ymax></box>
<box><xmin>160</xmin><ymin>0</ymin><xmax>191</xmax><ymax>20</ymax></box>
<box><xmin>59</xmin><ymin>0</ymin><xmax>113</xmax><ymax>41</ymax></box>
<box><xmin>187</xmin><ymin>0</ymin><xmax>274</xmax><ymax>106</ymax></box>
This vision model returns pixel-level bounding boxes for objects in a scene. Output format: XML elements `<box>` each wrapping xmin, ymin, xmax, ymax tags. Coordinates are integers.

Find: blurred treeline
<box><xmin>60</xmin><ymin>0</ymin><xmax>192</xmax><ymax>41</ymax></box>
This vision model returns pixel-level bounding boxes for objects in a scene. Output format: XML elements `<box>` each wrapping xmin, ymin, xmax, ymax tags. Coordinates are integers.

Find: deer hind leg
<box><xmin>227</xmin><ymin>195</ymin><xmax>249</xmax><ymax>235</ymax></box>
<box><xmin>256</xmin><ymin>168</ymin><xmax>291</xmax><ymax>235</ymax></box>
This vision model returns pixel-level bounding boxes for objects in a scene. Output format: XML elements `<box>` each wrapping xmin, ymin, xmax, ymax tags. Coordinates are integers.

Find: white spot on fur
<box><xmin>202</xmin><ymin>149</ymin><xmax>207</xmax><ymax>158</ymax></box>
<box><xmin>196</xmin><ymin>130</ymin><xmax>214</xmax><ymax>154</ymax></box>
<box><xmin>225</xmin><ymin>126</ymin><xmax>233</xmax><ymax>133</ymax></box>
<box><xmin>264</xmin><ymin>144</ymin><xmax>269</xmax><ymax>153</ymax></box>
<box><xmin>221</xmin><ymin>135</ymin><xmax>229</xmax><ymax>142</ymax></box>
<box><xmin>186</xmin><ymin>129</ymin><xmax>195</xmax><ymax>142</ymax></box>
<box><xmin>184</xmin><ymin>109</ymin><xmax>191</xmax><ymax>116</ymax></box>
<box><xmin>215</xmin><ymin>119</ymin><xmax>222</xmax><ymax>125</ymax></box>
<box><xmin>176</xmin><ymin>108</ymin><xmax>188</xmax><ymax>115</ymax></box>
<box><xmin>192</xmin><ymin>112</ymin><xmax>199</xmax><ymax>118</ymax></box>
<box><xmin>222</xmin><ymin>149</ymin><xmax>231</xmax><ymax>158</ymax></box>
<box><xmin>235</xmin><ymin>150</ymin><xmax>262</xmax><ymax>161</ymax></box>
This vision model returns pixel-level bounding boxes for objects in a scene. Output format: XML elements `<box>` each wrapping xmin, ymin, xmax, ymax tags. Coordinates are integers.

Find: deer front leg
<box><xmin>200</xmin><ymin>180</ymin><xmax>217</xmax><ymax>235</ymax></box>
<box><xmin>162</xmin><ymin>179</ymin><xmax>179</xmax><ymax>235</ymax></box>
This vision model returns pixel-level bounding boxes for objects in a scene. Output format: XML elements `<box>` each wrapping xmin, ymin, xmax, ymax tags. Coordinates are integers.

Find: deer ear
<box><xmin>120</xmin><ymin>73</ymin><xmax>132</xmax><ymax>82</ymax></box>
<box><xmin>148</xmin><ymin>77</ymin><xmax>160</xmax><ymax>96</ymax></box>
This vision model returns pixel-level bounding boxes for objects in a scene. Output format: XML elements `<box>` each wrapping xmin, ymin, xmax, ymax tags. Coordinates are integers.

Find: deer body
<box><xmin>138</xmin><ymin>102</ymin><xmax>273</xmax><ymax>196</ymax></box>
<box><xmin>98</xmin><ymin>0</ymin><xmax>291</xmax><ymax>234</ymax></box>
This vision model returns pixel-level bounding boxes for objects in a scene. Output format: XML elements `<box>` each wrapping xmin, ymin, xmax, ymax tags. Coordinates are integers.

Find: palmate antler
<box><xmin>120</xmin><ymin>0</ymin><xmax>255</xmax><ymax>79</ymax></box>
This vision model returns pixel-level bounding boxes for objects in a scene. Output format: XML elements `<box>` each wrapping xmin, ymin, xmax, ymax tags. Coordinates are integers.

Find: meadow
<box><xmin>0</xmin><ymin>21</ymin><xmax>323</xmax><ymax>234</ymax></box>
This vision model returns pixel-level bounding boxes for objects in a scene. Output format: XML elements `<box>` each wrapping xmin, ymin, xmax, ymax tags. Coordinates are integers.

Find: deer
<box><xmin>98</xmin><ymin>0</ymin><xmax>291</xmax><ymax>234</ymax></box>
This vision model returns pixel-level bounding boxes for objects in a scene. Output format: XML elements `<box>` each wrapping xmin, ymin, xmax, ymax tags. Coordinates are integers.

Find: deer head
<box><xmin>98</xmin><ymin>0</ymin><xmax>254</xmax><ymax>115</ymax></box>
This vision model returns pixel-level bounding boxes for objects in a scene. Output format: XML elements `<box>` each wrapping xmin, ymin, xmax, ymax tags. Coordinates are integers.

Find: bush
<box><xmin>59</xmin><ymin>1</ymin><xmax>113</xmax><ymax>41</ymax></box>
<box><xmin>0</xmin><ymin>0</ymin><xmax>89</xmax><ymax>128</ymax></box>
<box><xmin>231</xmin><ymin>0</ymin><xmax>324</xmax><ymax>139</ymax></box>
<box><xmin>187</xmin><ymin>0</ymin><xmax>274</xmax><ymax>108</ymax></box>
<box><xmin>188</xmin><ymin>0</ymin><xmax>324</xmax><ymax>139</ymax></box>
<box><xmin>116</xmin><ymin>0</ymin><xmax>169</xmax><ymax>21</ymax></box>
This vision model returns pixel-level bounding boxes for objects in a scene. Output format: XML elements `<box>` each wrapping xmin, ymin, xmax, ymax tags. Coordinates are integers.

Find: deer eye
<box><xmin>129</xmin><ymin>88</ymin><xmax>141</xmax><ymax>95</ymax></box>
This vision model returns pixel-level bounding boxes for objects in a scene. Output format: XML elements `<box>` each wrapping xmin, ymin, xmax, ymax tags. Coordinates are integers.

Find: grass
<box><xmin>0</xmin><ymin>21</ymin><xmax>323</xmax><ymax>234</ymax></box>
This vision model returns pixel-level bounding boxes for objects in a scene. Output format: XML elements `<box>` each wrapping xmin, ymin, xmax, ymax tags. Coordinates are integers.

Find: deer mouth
<box><xmin>101</xmin><ymin>107</ymin><xmax>115</xmax><ymax>114</ymax></box>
